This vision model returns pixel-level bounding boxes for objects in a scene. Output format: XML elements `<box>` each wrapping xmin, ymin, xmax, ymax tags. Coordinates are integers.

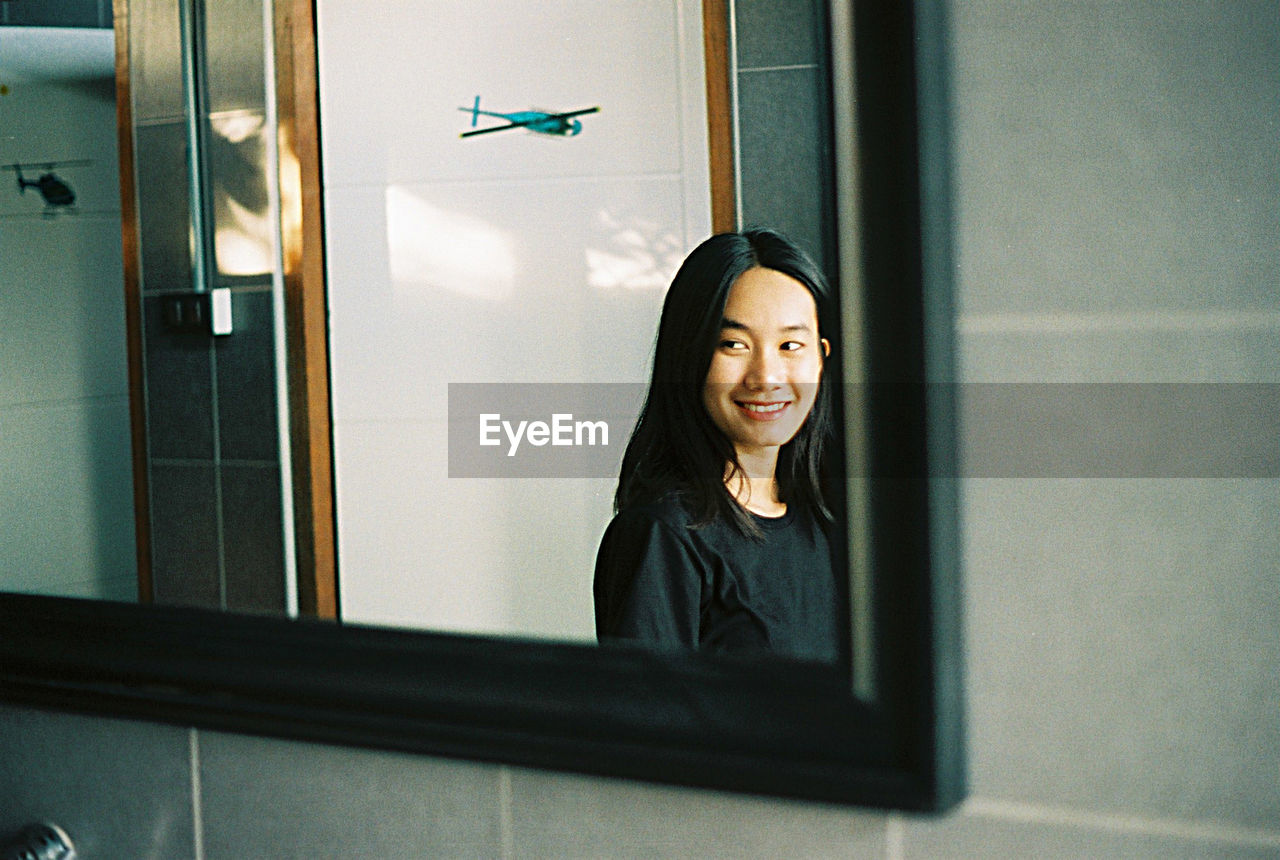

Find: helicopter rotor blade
<box><xmin>458</xmin><ymin>107</ymin><xmax>599</xmax><ymax>139</ymax></box>
<box><xmin>544</xmin><ymin>107</ymin><xmax>600</xmax><ymax>121</ymax></box>
<box><xmin>1</xmin><ymin>159</ymin><xmax>92</xmax><ymax>172</ymax></box>
<box><xmin>460</xmin><ymin>120</ymin><xmax>536</xmax><ymax>138</ymax></box>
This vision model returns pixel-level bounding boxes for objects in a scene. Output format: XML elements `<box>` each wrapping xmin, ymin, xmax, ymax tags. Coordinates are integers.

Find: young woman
<box><xmin>593</xmin><ymin>229</ymin><xmax>844</xmax><ymax>663</ymax></box>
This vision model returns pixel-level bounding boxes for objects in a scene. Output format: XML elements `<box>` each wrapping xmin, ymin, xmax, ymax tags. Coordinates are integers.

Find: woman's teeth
<box><xmin>738</xmin><ymin>401</ymin><xmax>786</xmax><ymax>413</ymax></box>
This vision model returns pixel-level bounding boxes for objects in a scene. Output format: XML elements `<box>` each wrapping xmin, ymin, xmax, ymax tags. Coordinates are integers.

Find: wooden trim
<box><xmin>274</xmin><ymin>0</ymin><xmax>338</xmax><ymax>619</ymax></box>
<box><xmin>114</xmin><ymin>0</ymin><xmax>153</xmax><ymax>602</ymax></box>
<box><xmin>702</xmin><ymin>0</ymin><xmax>736</xmax><ymax>233</ymax></box>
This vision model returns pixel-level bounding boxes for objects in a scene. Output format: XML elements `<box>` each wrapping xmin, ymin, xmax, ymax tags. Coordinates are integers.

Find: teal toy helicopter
<box><xmin>459</xmin><ymin>96</ymin><xmax>599</xmax><ymax>139</ymax></box>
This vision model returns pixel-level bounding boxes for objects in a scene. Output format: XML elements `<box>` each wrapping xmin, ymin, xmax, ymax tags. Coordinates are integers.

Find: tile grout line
<box><xmin>0</xmin><ymin>393</ymin><xmax>131</xmax><ymax>411</ymax></box>
<box><xmin>737</xmin><ymin>63</ymin><xmax>819</xmax><ymax>73</ymax></box>
<box><xmin>962</xmin><ymin>797</ymin><xmax>1280</xmax><ymax>849</ymax></box>
<box><xmin>322</xmin><ymin>171</ymin><xmax>687</xmax><ymax>192</ymax></box>
<box><xmin>884</xmin><ymin>812</ymin><xmax>905</xmax><ymax>860</ymax></box>
<box><xmin>498</xmin><ymin>767</ymin><xmax>515</xmax><ymax>860</ymax></box>
<box><xmin>189</xmin><ymin>729</ymin><xmax>205</xmax><ymax>860</ymax></box>
<box><xmin>958</xmin><ymin>309</ymin><xmax>1280</xmax><ymax>335</ymax></box>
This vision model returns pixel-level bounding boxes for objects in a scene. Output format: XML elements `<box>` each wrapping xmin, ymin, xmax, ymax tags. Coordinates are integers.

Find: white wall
<box><xmin>317</xmin><ymin>0</ymin><xmax>711</xmax><ymax>640</ymax></box>
<box><xmin>0</xmin><ymin>54</ymin><xmax>136</xmax><ymax>598</ymax></box>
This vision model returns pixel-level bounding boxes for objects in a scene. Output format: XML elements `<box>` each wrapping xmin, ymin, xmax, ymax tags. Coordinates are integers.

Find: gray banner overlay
<box><xmin>957</xmin><ymin>383</ymin><xmax>1279</xmax><ymax>478</ymax></box>
<box><xmin>448</xmin><ymin>384</ymin><xmax>1279</xmax><ymax>478</ymax></box>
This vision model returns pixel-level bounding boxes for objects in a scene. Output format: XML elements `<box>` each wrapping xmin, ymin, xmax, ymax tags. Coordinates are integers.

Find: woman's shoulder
<box><xmin>609</xmin><ymin>493</ymin><xmax>694</xmax><ymax>534</ymax></box>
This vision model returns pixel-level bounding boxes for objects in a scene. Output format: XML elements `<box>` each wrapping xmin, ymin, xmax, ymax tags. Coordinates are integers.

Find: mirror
<box><xmin>3</xmin><ymin>0</ymin><xmax>856</xmax><ymax>643</ymax></box>
<box><xmin>0</xmin><ymin>0</ymin><xmax>965</xmax><ymax>810</ymax></box>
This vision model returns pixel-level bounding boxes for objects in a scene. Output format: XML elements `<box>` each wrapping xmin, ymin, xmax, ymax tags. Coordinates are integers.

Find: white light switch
<box><xmin>210</xmin><ymin>287</ymin><xmax>233</xmax><ymax>336</ymax></box>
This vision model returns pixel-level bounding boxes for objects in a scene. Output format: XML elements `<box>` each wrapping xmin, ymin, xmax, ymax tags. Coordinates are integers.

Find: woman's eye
<box><xmin>719</xmin><ymin>339</ymin><xmax>746</xmax><ymax>351</ymax></box>
<box><xmin>781</xmin><ymin>341</ymin><xmax>805</xmax><ymax>352</ymax></box>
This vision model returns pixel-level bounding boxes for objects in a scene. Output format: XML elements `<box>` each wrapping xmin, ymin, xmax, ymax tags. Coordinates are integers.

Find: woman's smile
<box><xmin>734</xmin><ymin>399</ymin><xmax>791</xmax><ymax>420</ymax></box>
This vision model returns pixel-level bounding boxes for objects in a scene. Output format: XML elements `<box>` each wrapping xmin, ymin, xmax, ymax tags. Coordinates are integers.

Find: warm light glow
<box><xmin>215</xmin><ymin>113</ymin><xmax>265</xmax><ymax>144</ymax></box>
<box><xmin>385</xmin><ymin>186</ymin><xmax>517</xmax><ymax>300</ymax></box>
<box><xmin>215</xmin><ymin>196</ymin><xmax>273</xmax><ymax>276</ymax></box>
<box><xmin>210</xmin><ymin>114</ymin><xmax>273</xmax><ymax>276</ymax></box>
<box><xmin>276</xmin><ymin>124</ymin><xmax>304</xmax><ymax>275</ymax></box>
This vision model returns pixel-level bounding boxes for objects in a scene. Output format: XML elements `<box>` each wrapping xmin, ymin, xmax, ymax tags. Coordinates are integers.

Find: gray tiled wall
<box><xmin>130</xmin><ymin>0</ymin><xmax>285</xmax><ymax>613</ymax></box>
<box><xmin>734</xmin><ymin>0</ymin><xmax>835</xmax><ymax>276</ymax></box>
<box><xmin>0</xmin><ymin>0</ymin><xmax>110</xmax><ymax>28</ymax></box>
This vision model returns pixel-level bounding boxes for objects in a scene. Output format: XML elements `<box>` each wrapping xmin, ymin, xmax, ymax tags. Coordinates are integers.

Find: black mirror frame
<box><xmin>0</xmin><ymin>0</ymin><xmax>963</xmax><ymax>811</ymax></box>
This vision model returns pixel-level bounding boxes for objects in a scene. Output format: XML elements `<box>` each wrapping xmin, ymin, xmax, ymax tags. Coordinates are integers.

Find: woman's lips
<box><xmin>734</xmin><ymin>400</ymin><xmax>790</xmax><ymax>421</ymax></box>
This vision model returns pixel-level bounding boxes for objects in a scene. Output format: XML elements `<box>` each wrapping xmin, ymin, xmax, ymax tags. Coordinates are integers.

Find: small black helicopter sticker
<box><xmin>3</xmin><ymin>160</ymin><xmax>90</xmax><ymax>215</ymax></box>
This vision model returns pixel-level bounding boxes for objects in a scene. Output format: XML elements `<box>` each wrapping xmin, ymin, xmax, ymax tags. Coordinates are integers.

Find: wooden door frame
<box><xmin>114</xmin><ymin>0</ymin><xmax>152</xmax><ymax>602</ymax></box>
<box><xmin>273</xmin><ymin>0</ymin><xmax>337</xmax><ymax>618</ymax></box>
<box><xmin>115</xmin><ymin>0</ymin><xmax>337</xmax><ymax>618</ymax></box>
<box><xmin>703</xmin><ymin>0</ymin><xmax>736</xmax><ymax>233</ymax></box>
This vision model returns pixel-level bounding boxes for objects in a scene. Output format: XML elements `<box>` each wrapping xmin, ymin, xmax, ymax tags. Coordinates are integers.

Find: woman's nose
<box><xmin>744</xmin><ymin>350</ymin><xmax>783</xmax><ymax>387</ymax></box>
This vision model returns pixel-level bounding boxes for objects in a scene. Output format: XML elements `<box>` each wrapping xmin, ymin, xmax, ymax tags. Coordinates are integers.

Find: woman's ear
<box><xmin>822</xmin><ymin>338</ymin><xmax>831</xmax><ymax>358</ymax></box>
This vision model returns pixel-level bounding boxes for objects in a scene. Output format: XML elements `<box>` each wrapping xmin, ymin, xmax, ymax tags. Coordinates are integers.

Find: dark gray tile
<box><xmin>143</xmin><ymin>295</ymin><xmax>215</xmax><ymax>460</ymax></box>
<box><xmin>198</xmin><ymin>731</ymin><xmax>504</xmax><ymax>859</ymax></box>
<box><xmin>737</xmin><ymin>67</ymin><xmax>830</xmax><ymax>269</ymax></box>
<box><xmin>220</xmin><ymin>464</ymin><xmax>285</xmax><ymax>614</ymax></box>
<box><xmin>509</xmin><ymin>767</ymin><xmax>887</xmax><ymax>858</ymax></box>
<box><xmin>215</xmin><ymin>289</ymin><xmax>280</xmax><ymax>462</ymax></box>
<box><xmin>735</xmin><ymin>0</ymin><xmax>822</xmax><ymax>69</ymax></box>
<box><xmin>148</xmin><ymin>462</ymin><xmax>221</xmax><ymax>609</ymax></box>
<box><xmin>3</xmin><ymin>0</ymin><xmax>107</xmax><ymax>27</ymax></box>
<box><xmin>202</xmin><ymin>0</ymin><xmax>266</xmax><ymax>114</ymax></box>
<box><xmin>129</xmin><ymin>0</ymin><xmax>185</xmax><ymax>120</ymax></box>
<box><xmin>0</xmin><ymin>703</ymin><xmax>196</xmax><ymax>858</ymax></box>
<box><xmin>134</xmin><ymin>121</ymin><xmax>195</xmax><ymax>293</ymax></box>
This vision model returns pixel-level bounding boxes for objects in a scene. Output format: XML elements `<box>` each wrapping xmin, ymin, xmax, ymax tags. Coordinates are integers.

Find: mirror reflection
<box><xmin>0</xmin><ymin>21</ymin><xmax>134</xmax><ymax>599</ymax></box>
<box><xmin>3</xmin><ymin>0</ymin><xmax>850</xmax><ymax>656</ymax></box>
<box><xmin>323</xmin><ymin>0</ymin><xmax>713</xmax><ymax>641</ymax></box>
<box><xmin>594</xmin><ymin>230</ymin><xmax>845</xmax><ymax>662</ymax></box>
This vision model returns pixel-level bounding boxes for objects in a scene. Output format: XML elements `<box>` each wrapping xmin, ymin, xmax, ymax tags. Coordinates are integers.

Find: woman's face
<box><xmin>701</xmin><ymin>266</ymin><xmax>829</xmax><ymax>470</ymax></box>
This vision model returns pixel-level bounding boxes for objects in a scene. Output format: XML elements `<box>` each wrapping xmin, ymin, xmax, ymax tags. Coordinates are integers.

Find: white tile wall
<box><xmin>0</xmin><ymin>77</ymin><xmax>135</xmax><ymax>595</ymax></box>
<box><xmin>197</xmin><ymin>731</ymin><xmax>505</xmax><ymax>858</ymax></box>
<box><xmin>506</xmin><ymin>767</ymin><xmax>888</xmax><ymax>858</ymax></box>
<box><xmin>317</xmin><ymin>0</ymin><xmax>712</xmax><ymax>639</ymax></box>
<box><xmin>0</xmin><ymin>704</ymin><xmax>196</xmax><ymax>858</ymax></box>
<box><xmin>0</xmin><ymin>399</ymin><xmax>137</xmax><ymax>596</ymax></box>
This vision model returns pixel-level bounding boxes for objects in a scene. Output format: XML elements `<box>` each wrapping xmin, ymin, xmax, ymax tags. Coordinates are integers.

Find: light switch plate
<box><xmin>210</xmin><ymin>288</ymin><xmax>233</xmax><ymax>336</ymax></box>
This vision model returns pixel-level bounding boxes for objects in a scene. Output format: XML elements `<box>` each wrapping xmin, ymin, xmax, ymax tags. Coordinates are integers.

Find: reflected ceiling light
<box><xmin>215</xmin><ymin>196</ymin><xmax>272</xmax><ymax>276</ymax></box>
<box><xmin>213</xmin><ymin>113</ymin><xmax>265</xmax><ymax>144</ymax></box>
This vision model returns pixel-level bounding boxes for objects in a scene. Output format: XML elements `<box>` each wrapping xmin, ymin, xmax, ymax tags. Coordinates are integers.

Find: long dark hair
<box><xmin>614</xmin><ymin>228</ymin><xmax>837</xmax><ymax>536</ymax></box>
